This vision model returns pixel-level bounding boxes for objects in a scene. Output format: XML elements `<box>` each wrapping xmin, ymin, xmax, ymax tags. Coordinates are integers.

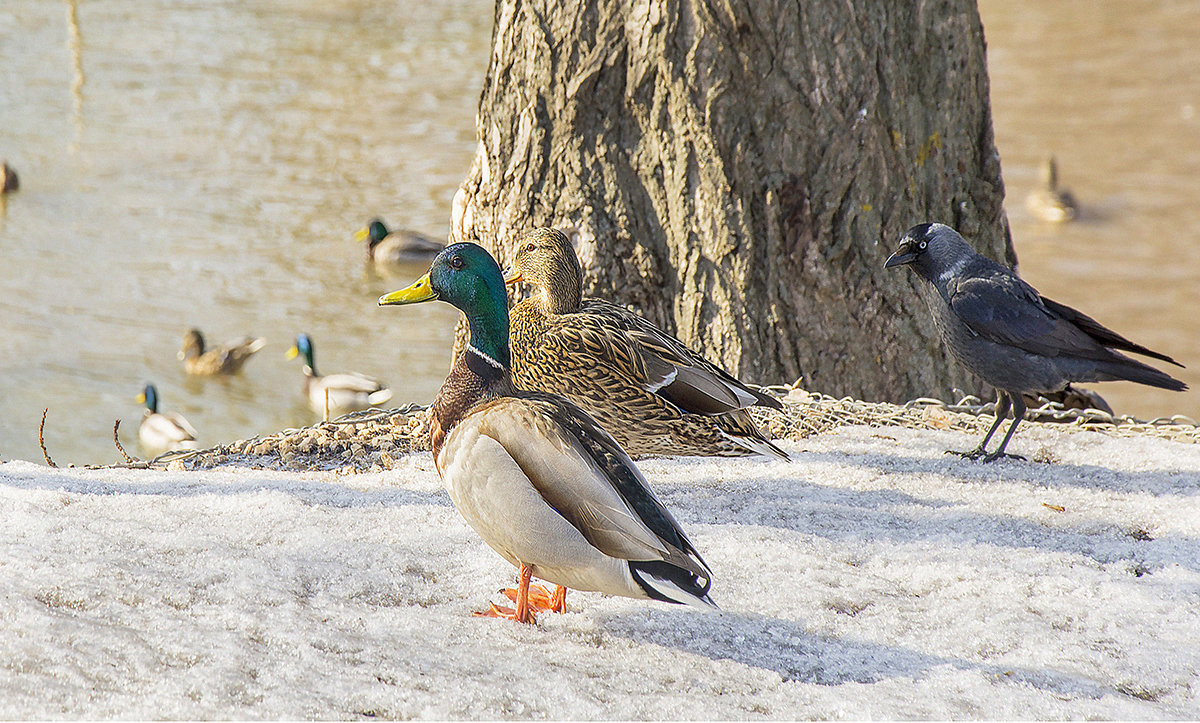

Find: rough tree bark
<box><xmin>449</xmin><ymin>0</ymin><xmax>1016</xmax><ymax>403</ymax></box>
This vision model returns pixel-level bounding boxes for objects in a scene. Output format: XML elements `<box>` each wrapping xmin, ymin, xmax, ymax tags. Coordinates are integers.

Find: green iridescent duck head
<box><xmin>354</xmin><ymin>218</ymin><xmax>391</xmax><ymax>252</ymax></box>
<box><xmin>379</xmin><ymin>242</ymin><xmax>511</xmax><ymax>368</ymax></box>
<box><xmin>136</xmin><ymin>383</ymin><xmax>160</xmax><ymax>414</ymax></box>
<box><xmin>285</xmin><ymin>333</ymin><xmax>318</xmax><ymax>375</ymax></box>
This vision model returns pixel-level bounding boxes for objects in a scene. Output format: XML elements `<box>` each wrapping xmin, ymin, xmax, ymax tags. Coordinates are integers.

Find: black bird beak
<box><xmin>884</xmin><ymin>243</ymin><xmax>917</xmax><ymax>268</ymax></box>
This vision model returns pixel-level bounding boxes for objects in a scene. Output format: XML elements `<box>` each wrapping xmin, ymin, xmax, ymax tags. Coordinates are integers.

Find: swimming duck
<box><xmin>136</xmin><ymin>384</ymin><xmax>198</xmax><ymax>453</ymax></box>
<box><xmin>178</xmin><ymin>328</ymin><xmax>266</xmax><ymax>375</ymax></box>
<box><xmin>1025</xmin><ymin>156</ymin><xmax>1077</xmax><ymax>223</ymax></box>
<box><xmin>354</xmin><ymin>218</ymin><xmax>444</xmax><ymax>266</ymax></box>
<box><xmin>379</xmin><ymin>243</ymin><xmax>717</xmax><ymax>624</ymax></box>
<box><xmin>285</xmin><ymin>333</ymin><xmax>393</xmax><ymax>416</ymax></box>
<box><xmin>1</xmin><ymin>161</ymin><xmax>17</xmax><ymax>193</ymax></box>
<box><xmin>503</xmin><ymin>227</ymin><xmax>787</xmax><ymax>459</ymax></box>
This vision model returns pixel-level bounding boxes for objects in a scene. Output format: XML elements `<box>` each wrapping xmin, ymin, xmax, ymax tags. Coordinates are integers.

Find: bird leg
<box><xmin>950</xmin><ymin>391</ymin><xmax>1011</xmax><ymax>460</ymax></box>
<box><xmin>982</xmin><ymin>392</ymin><xmax>1027</xmax><ymax>463</ymax></box>
<box><xmin>473</xmin><ymin>563</ymin><xmax>537</xmax><ymax>624</ymax></box>
<box><xmin>504</xmin><ymin>583</ymin><xmax>567</xmax><ymax>613</ymax></box>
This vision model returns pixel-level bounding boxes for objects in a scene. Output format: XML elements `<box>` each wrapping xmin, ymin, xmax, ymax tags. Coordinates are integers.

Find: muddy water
<box><xmin>978</xmin><ymin>0</ymin><xmax>1200</xmax><ymax>420</ymax></box>
<box><xmin>0</xmin><ymin>0</ymin><xmax>492</xmax><ymax>465</ymax></box>
<box><xmin>1</xmin><ymin>0</ymin><xmax>1195</xmax><ymax>465</ymax></box>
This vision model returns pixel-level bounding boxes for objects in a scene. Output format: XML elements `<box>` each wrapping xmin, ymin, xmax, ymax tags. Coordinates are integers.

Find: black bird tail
<box><xmin>629</xmin><ymin>560</ymin><xmax>718</xmax><ymax>609</ymax></box>
<box><xmin>1096</xmin><ymin>356</ymin><xmax>1188</xmax><ymax>392</ymax></box>
<box><xmin>1042</xmin><ymin>296</ymin><xmax>1186</xmax><ymax>368</ymax></box>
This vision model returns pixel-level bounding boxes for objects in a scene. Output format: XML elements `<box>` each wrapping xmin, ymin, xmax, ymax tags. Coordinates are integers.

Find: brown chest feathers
<box><xmin>429</xmin><ymin>347</ymin><xmax>512</xmax><ymax>467</ymax></box>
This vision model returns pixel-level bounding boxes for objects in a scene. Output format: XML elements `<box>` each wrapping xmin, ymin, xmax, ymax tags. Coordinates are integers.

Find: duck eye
<box><xmin>448</xmin><ymin>255</ymin><xmax>465</xmax><ymax>269</ymax></box>
<box><xmin>525</xmin><ymin>243</ymin><xmax>536</xmax><ymax>253</ymax></box>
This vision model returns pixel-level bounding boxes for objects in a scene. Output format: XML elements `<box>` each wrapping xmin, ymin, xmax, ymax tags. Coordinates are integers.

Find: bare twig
<box><xmin>39</xmin><ymin>408</ymin><xmax>57</xmax><ymax>468</ymax></box>
<box><xmin>324</xmin><ymin>388</ymin><xmax>331</xmax><ymax>423</ymax></box>
<box><xmin>112</xmin><ymin>420</ymin><xmax>134</xmax><ymax>463</ymax></box>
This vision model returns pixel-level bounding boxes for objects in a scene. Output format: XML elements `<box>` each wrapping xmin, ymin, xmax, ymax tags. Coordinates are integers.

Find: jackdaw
<box><xmin>884</xmin><ymin>222</ymin><xmax>1186</xmax><ymax>462</ymax></box>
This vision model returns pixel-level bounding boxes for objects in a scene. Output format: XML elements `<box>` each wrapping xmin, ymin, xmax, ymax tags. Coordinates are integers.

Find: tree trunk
<box><xmin>450</xmin><ymin>0</ymin><xmax>1015</xmax><ymax>403</ymax></box>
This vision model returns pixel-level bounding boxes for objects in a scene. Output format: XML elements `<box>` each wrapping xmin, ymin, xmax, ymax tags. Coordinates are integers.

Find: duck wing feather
<box><xmin>577</xmin><ymin>298</ymin><xmax>780</xmax><ymax>412</ymax></box>
<box><xmin>474</xmin><ymin>394</ymin><xmax>711</xmax><ymax>582</ymax></box>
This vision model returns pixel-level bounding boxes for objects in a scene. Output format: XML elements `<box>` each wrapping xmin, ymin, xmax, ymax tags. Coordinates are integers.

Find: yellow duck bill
<box><xmin>379</xmin><ymin>273</ymin><xmax>438</xmax><ymax>305</ymax></box>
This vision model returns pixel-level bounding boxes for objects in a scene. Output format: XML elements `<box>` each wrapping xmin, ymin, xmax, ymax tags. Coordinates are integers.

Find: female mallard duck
<box><xmin>503</xmin><ymin>227</ymin><xmax>787</xmax><ymax>459</ymax></box>
<box><xmin>354</xmin><ymin>218</ymin><xmax>444</xmax><ymax>266</ymax></box>
<box><xmin>178</xmin><ymin>328</ymin><xmax>266</xmax><ymax>375</ymax></box>
<box><xmin>1025</xmin><ymin>156</ymin><xmax>1077</xmax><ymax>223</ymax></box>
<box><xmin>136</xmin><ymin>384</ymin><xmax>198</xmax><ymax>453</ymax></box>
<box><xmin>285</xmin><ymin>333</ymin><xmax>393</xmax><ymax>416</ymax></box>
<box><xmin>379</xmin><ymin>243</ymin><xmax>716</xmax><ymax>624</ymax></box>
<box><xmin>1</xmin><ymin>161</ymin><xmax>17</xmax><ymax>193</ymax></box>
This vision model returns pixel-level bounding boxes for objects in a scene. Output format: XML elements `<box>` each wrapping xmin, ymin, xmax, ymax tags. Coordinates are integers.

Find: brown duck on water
<box><xmin>503</xmin><ymin>227</ymin><xmax>787</xmax><ymax>459</ymax></box>
<box><xmin>1025</xmin><ymin>156</ymin><xmax>1077</xmax><ymax>223</ymax></box>
<box><xmin>178</xmin><ymin>328</ymin><xmax>266</xmax><ymax>375</ymax></box>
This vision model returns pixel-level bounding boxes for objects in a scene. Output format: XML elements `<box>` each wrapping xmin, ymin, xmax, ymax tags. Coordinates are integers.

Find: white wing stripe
<box><xmin>643</xmin><ymin>369</ymin><xmax>678</xmax><ymax>393</ymax></box>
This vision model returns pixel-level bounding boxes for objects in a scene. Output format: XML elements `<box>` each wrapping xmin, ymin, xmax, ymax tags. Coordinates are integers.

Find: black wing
<box><xmin>948</xmin><ymin>274</ymin><xmax>1114</xmax><ymax>361</ymax></box>
<box><xmin>1038</xmin><ymin>296</ymin><xmax>1184</xmax><ymax>367</ymax></box>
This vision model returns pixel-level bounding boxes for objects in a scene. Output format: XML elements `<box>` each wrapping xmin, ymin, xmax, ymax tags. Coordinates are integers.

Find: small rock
<box><xmin>786</xmin><ymin>387</ymin><xmax>812</xmax><ymax>404</ymax></box>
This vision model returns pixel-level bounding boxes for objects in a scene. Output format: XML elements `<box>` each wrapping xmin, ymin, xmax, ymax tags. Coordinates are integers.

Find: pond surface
<box><xmin>1</xmin><ymin>0</ymin><xmax>1196</xmax><ymax>465</ymax></box>
<box><xmin>1</xmin><ymin>0</ymin><xmax>490</xmax><ymax>464</ymax></box>
<box><xmin>979</xmin><ymin>0</ymin><xmax>1200</xmax><ymax>422</ymax></box>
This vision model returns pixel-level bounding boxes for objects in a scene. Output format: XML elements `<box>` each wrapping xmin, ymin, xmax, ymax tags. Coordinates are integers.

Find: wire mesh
<box><xmin>101</xmin><ymin>388</ymin><xmax>1198</xmax><ymax>473</ymax></box>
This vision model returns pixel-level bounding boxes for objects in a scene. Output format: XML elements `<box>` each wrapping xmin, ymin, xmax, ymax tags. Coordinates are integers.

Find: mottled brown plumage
<box><xmin>178</xmin><ymin>328</ymin><xmax>266</xmax><ymax>375</ymax></box>
<box><xmin>504</xmin><ymin>227</ymin><xmax>786</xmax><ymax>459</ymax></box>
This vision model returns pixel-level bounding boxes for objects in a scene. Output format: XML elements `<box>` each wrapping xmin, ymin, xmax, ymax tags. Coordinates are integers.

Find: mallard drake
<box><xmin>136</xmin><ymin>384</ymin><xmax>198</xmax><ymax>453</ymax></box>
<box><xmin>379</xmin><ymin>243</ymin><xmax>717</xmax><ymax>624</ymax></box>
<box><xmin>285</xmin><ymin>333</ymin><xmax>393</xmax><ymax>416</ymax></box>
<box><xmin>1025</xmin><ymin>156</ymin><xmax>1077</xmax><ymax>223</ymax></box>
<box><xmin>503</xmin><ymin>227</ymin><xmax>787</xmax><ymax>459</ymax></box>
<box><xmin>178</xmin><ymin>328</ymin><xmax>266</xmax><ymax>375</ymax></box>
<box><xmin>354</xmin><ymin>218</ymin><xmax>444</xmax><ymax>266</ymax></box>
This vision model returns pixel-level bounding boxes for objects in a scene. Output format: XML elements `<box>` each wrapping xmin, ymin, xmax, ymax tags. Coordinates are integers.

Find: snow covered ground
<box><xmin>2</xmin><ymin>423</ymin><xmax>1198</xmax><ymax>719</ymax></box>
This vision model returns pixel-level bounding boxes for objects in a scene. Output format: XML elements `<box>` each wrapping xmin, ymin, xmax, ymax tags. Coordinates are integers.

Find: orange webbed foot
<box><xmin>503</xmin><ymin>584</ymin><xmax>567</xmax><ymax>613</ymax></box>
<box><xmin>472</xmin><ymin>602</ymin><xmax>536</xmax><ymax>624</ymax></box>
<box><xmin>474</xmin><ymin>564</ymin><xmax>539</xmax><ymax>624</ymax></box>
